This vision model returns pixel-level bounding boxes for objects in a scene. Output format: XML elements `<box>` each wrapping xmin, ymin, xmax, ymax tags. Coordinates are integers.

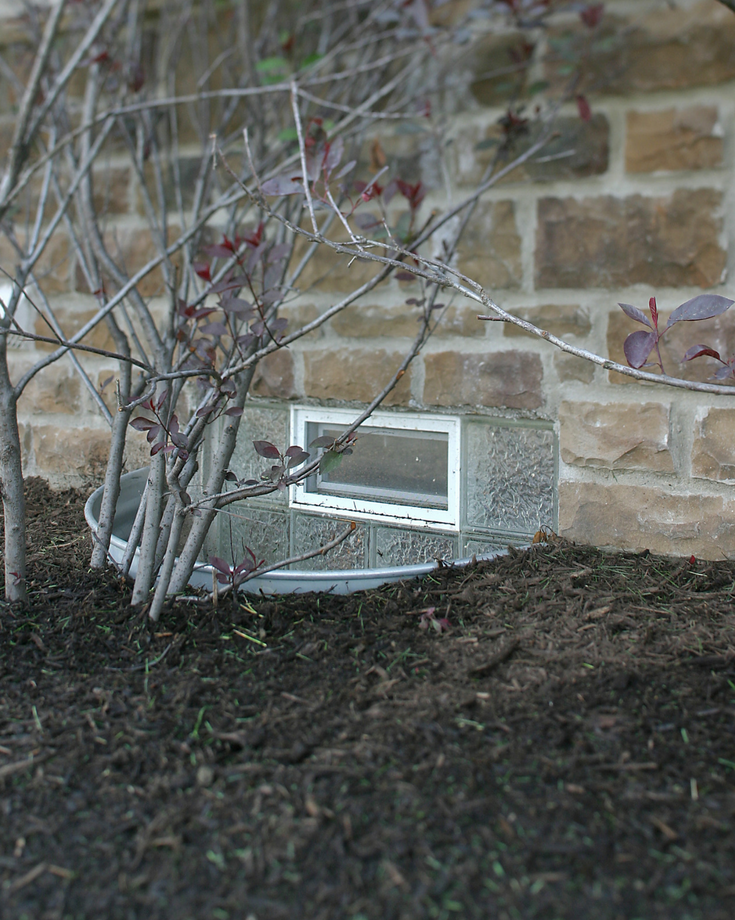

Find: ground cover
<box><xmin>1</xmin><ymin>479</ymin><xmax>734</xmax><ymax>920</ymax></box>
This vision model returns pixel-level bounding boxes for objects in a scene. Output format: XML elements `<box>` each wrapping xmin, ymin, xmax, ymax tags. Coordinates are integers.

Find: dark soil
<box><xmin>1</xmin><ymin>479</ymin><xmax>734</xmax><ymax>920</ymax></box>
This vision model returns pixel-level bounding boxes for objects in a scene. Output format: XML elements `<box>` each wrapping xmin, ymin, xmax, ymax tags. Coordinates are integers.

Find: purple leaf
<box><xmin>324</xmin><ymin>136</ymin><xmax>344</xmax><ymax>174</ymax></box>
<box><xmin>209</xmin><ymin>555</ymin><xmax>232</xmax><ymax>576</ymax></box>
<box><xmin>253</xmin><ymin>440</ymin><xmax>281</xmax><ymax>459</ymax></box>
<box><xmin>682</xmin><ymin>344</ymin><xmax>723</xmax><ymax>363</ymax></box>
<box><xmin>130</xmin><ymin>416</ymin><xmax>156</xmax><ymax>431</ymax></box>
<box><xmin>285</xmin><ymin>444</ymin><xmax>305</xmax><ymax>457</ymax></box>
<box><xmin>261</xmin><ymin>174</ymin><xmax>304</xmax><ymax>196</ymax></box>
<box><xmin>267</xmin><ymin>242</ymin><xmax>291</xmax><ymax>263</ymax></box>
<box><xmin>309</xmin><ymin>435</ymin><xmax>335</xmax><ymax>448</ymax></box>
<box><xmin>146</xmin><ymin>425</ymin><xmax>162</xmax><ymax>443</ymax></box>
<box><xmin>201</xmin><ymin>321</ymin><xmax>228</xmax><ymax>336</ymax></box>
<box><xmin>224</xmin><ymin>470</ymin><xmax>238</xmax><ymax>482</ymax></box>
<box><xmin>712</xmin><ymin>363</ymin><xmax>735</xmax><ymax>380</ymax></box>
<box><xmin>225</xmin><ymin>406</ymin><xmax>243</xmax><ymax>417</ymax></box>
<box><xmin>618</xmin><ymin>302</ymin><xmax>652</xmax><ymax>328</ymax></box>
<box><xmin>666</xmin><ymin>294</ymin><xmax>735</xmax><ymax>328</ymax></box>
<box><xmin>287</xmin><ymin>450</ymin><xmax>310</xmax><ymax>468</ymax></box>
<box><xmin>353</xmin><ymin>212</ymin><xmax>381</xmax><ymax>231</ymax></box>
<box><xmin>623</xmin><ymin>329</ymin><xmax>657</xmax><ymax>369</ymax></box>
<box><xmin>156</xmin><ymin>389</ymin><xmax>168</xmax><ymax>411</ymax></box>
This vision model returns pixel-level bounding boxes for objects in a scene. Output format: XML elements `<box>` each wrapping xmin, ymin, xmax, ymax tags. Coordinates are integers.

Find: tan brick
<box><xmin>96</xmin><ymin>225</ymin><xmax>182</xmax><ymax>298</ymax></box>
<box><xmin>92</xmin><ymin>166</ymin><xmax>132</xmax><ymax>215</ymax></box>
<box><xmin>19</xmin><ymin>364</ymin><xmax>82</xmax><ymax>415</ymax></box>
<box><xmin>303</xmin><ymin>347</ymin><xmax>413</xmax><ymax>405</ymax></box>
<box><xmin>502</xmin><ymin>304</ymin><xmax>590</xmax><ymax>340</ymax></box>
<box><xmin>559</xmin><ymin>400</ymin><xmax>673</xmax><ymax>472</ymax></box>
<box><xmin>457</xmin><ymin>115</ymin><xmax>609</xmax><ymax>187</ymax></box>
<box><xmin>546</xmin><ymin>2</ymin><xmax>735</xmax><ymax>95</ymax></box>
<box><xmin>423</xmin><ymin>350</ymin><xmax>542</xmax><ymax>410</ymax></box>
<box><xmin>456</xmin><ymin>201</ymin><xmax>522</xmax><ymax>291</ymax></box>
<box><xmin>331</xmin><ymin>301</ymin><xmax>479</xmax><ymax>338</ymax></box>
<box><xmin>251</xmin><ymin>348</ymin><xmax>296</xmax><ymax>400</ymax></box>
<box><xmin>468</xmin><ymin>32</ymin><xmax>533</xmax><ymax>106</ymax></box>
<box><xmin>626</xmin><ymin>107</ymin><xmax>723</xmax><ymax>173</ymax></box>
<box><xmin>536</xmin><ymin>190</ymin><xmax>725</xmax><ymax>290</ymax></box>
<box><xmin>29</xmin><ymin>424</ymin><xmax>110</xmax><ymax>486</ymax></box>
<box><xmin>0</xmin><ymin>231</ymin><xmax>72</xmax><ymax>295</ymax></box>
<box><xmin>290</xmin><ymin>224</ymin><xmax>385</xmax><ymax>294</ymax></box>
<box><xmin>554</xmin><ymin>351</ymin><xmax>595</xmax><ymax>384</ymax></box>
<box><xmin>691</xmin><ymin>408</ymin><xmax>735</xmax><ymax>482</ymax></box>
<box><xmin>559</xmin><ymin>480</ymin><xmax>735</xmax><ymax>560</ymax></box>
<box><xmin>606</xmin><ymin>308</ymin><xmax>735</xmax><ymax>386</ymax></box>
<box><xmin>279</xmin><ymin>302</ymin><xmax>326</xmax><ymax>339</ymax></box>
<box><xmin>33</xmin><ymin>297</ymin><xmax>118</xmax><ymax>354</ymax></box>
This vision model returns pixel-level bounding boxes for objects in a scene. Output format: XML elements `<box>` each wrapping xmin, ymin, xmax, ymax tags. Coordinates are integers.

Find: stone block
<box><xmin>625</xmin><ymin>106</ymin><xmax>723</xmax><ymax>173</ymax></box>
<box><xmin>290</xmin><ymin>223</ymin><xmax>385</xmax><ymax>294</ymax></box>
<box><xmin>92</xmin><ymin>166</ymin><xmax>132</xmax><ymax>216</ymax></box>
<box><xmin>536</xmin><ymin>190</ymin><xmax>725</xmax><ymax>290</ymax></box>
<box><xmin>456</xmin><ymin>115</ymin><xmax>609</xmax><ymax>187</ymax></box>
<box><xmin>331</xmin><ymin>300</ymin><xmax>479</xmax><ymax>338</ymax></box>
<box><xmin>691</xmin><ymin>408</ymin><xmax>735</xmax><ymax>482</ymax></box>
<box><xmin>558</xmin><ymin>480</ymin><xmax>735</xmax><ymax>560</ymax></box>
<box><xmin>0</xmin><ymin>230</ymin><xmax>72</xmax><ymax>295</ymax></box>
<box><xmin>303</xmin><ymin>347</ymin><xmax>413</xmax><ymax>405</ymax></box>
<box><xmin>456</xmin><ymin>200</ymin><xmax>522</xmax><ymax>291</ymax></box>
<box><xmin>606</xmin><ymin>307</ymin><xmax>735</xmax><ymax>386</ymax></box>
<box><xmin>468</xmin><ymin>32</ymin><xmax>534</xmax><ymax>106</ymax></box>
<box><xmin>33</xmin><ymin>296</ymin><xmax>118</xmax><ymax>354</ymax></box>
<box><xmin>554</xmin><ymin>351</ymin><xmax>595</xmax><ymax>384</ymax></box>
<box><xmin>423</xmin><ymin>349</ymin><xmax>543</xmax><ymax>410</ymax></box>
<box><xmin>545</xmin><ymin>2</ymin><xmax>735</xmax><ymax>95</ymax></box>
<box><xmin>251</xmin><ymin>348</ymin><xmax>296</xmax><ymax>400</ymax></box>
<box><xmin>29</xmin><ymin>424</ymin><xmax>111</xmax><ymax>486</ymax></box>
<box><xmin>96</xmin><ymin>225</ymin><xmax>182</xmax><ymax>298</ymax></box>
<box><xmin>19</xmin><ymin>364</ymin><xmax>82</xmax><ymax>415</ymax></box>
<box><xmin>559</xmin><ymin>400</ymin><xmax>673</xmax><ymax>472</ymax></box>
<box><xmin>279</xmin><ymin>302</ymin><xmax>326</xmax><ymax>339</ymax></box>
<box><xmin>502</xmin><ymin>304</ymin><xmax>591</xmax><ymax>339</ymax></box>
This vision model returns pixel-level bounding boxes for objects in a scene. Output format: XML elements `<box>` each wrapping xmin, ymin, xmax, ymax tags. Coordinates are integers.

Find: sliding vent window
<box><xmin>290</xmin><ymin>408</ymin><xmax>460</xmax><ymax>529</ymax></box>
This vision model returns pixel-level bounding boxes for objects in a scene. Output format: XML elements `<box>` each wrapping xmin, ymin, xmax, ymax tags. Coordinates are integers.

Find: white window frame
<box><xmin>290</xmin><ymin>406</ymin><xmax>461</xmax><ymax>531</ymax></box>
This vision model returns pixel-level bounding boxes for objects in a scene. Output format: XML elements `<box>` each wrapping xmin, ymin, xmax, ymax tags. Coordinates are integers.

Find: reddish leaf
<box><xmin>130</xmin><ymin>416</ymin><xmax>156</xmax><ymax>431</ymax></box>
<box><xmin>209</xmin><ymin>555</ymin><xmax>232</xmax><ymax>576</ymax></box>
<box><xmin>618</xmin><ymin>302</ymin><xmax>652</xmax><ymax>328</ymax></box>
<box><xmin>580</xmin><ymin>3</ymin><xmax>604</xmax><ymax>28</ymax></box>
<box><xmin>225</xmin><ymin>406</ymin><xmax>243</xmax><ymax>417</ymax></box>
<box><xmin>623</xmin><ymin>329</ymin><xmax>657</xmax><ymax>368</ymax></box>
<box><xmin>253</xmin><ymin>440</ymin><xmax>281</xmax><ymax>459</ymax></box>
<box><xmin>682</xmin><ymin>344</ymin><xmax>723</xmax><ymax>363</ymax></box>
<box><xmin>576</xmin><ymin>94</ymin><xmax>592</xmax><ymax>122</ymax></box>
<box><xmin>649</xmin><ymin>296</ymin><xmax>658</xmax><ymax>330</ymax></box>
<box><xmin>193</xmin><ymin>262</ymin><xmax>211</xmax><ymax>281</ymax></box>
<box><xmin>287</xmin><ymin>450</ymin><xmax>310</xmax><ymax>468</ymax></box>
<box><xmin>667</xmin><ymin>294</ymin><xmax>735</xmax><ymax>327</ymax></box>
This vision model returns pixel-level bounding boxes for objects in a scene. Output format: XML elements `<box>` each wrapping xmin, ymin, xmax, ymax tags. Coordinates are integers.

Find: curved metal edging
<box><xmin>85</xmin><ymin>469</ymin><xmax>509</xmax><ymax>595</ymax></box>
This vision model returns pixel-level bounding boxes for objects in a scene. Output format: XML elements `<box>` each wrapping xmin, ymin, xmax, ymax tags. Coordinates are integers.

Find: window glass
<box><xmin>306</xmin><ymin>424</ymin><xmax>448</xmax><ymax>508</ymax></box>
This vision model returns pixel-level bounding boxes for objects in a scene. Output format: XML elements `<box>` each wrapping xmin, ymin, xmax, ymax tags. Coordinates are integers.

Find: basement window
<box><xmin>290</xmin><ymin>407</ymin><xmax>460</xmax><ymax>529</ymax></box>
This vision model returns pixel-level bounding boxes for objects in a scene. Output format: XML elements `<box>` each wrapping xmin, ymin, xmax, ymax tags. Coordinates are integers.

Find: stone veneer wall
<box><xmin>3</xmin><ymin>0</ymin><xmax>735</xmax><ymax>559</ymax></box>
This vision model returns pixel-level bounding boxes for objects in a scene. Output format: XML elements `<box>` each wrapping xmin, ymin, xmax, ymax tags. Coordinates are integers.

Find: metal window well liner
<box><xmin>85</xmin><ymin>468</ymin><xmax>509</xmax><ymax>595</ymax></box>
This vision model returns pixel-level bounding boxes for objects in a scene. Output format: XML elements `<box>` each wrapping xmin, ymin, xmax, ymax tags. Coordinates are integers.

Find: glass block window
<box><xmin>290</xmin><ymin>407</ymin><xmax>460</xmax><ymax>529</ymax></box>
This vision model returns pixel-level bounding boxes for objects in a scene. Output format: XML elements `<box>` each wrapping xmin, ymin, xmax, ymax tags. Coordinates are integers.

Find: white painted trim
<box><xmin>289</xmin><ymin>406</ymin><xmax>461</xmax><ymax>531</ymax></box>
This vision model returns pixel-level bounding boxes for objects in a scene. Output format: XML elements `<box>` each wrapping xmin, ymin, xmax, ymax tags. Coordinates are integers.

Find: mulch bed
<box><xmin>1</xmin><ymin>478</ymin><xmax>734</xmax><ymax>920</ymax></box>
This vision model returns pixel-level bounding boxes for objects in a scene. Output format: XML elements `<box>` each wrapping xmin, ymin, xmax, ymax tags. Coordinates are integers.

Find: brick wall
<box><xmin>4</xmin><ymin>0</ymin><xmax>735</xmax><ymax>560</ymax></box>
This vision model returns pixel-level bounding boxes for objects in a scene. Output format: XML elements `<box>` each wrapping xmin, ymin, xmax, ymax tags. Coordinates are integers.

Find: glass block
<box><xmin>230</xmin><ymin>405</ymin><xmax>290</xmax><ymax>504</ymax></box>
<box><xmin>374</xmin><ymin>527</ymin><xmax>458</xmax><ymax>566</ymax></box>
<box><xmin>462</xmin><ymin>534</ymin><xmax>524</xmax><ymax>559</ymax></box>
<box><xmin>465</xmin><ymin>423</ymin><xmax>555</xmax><ymax>534</ymax></box>
<box><xmin>291</xmin><ymin>513</ymin><xmax>367</xmax><ymax>571</ymax></box>
<box><xmin>216</xmin><ymin>505</ymin><xmax>290</xmax><ymax>569</ymax></box>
